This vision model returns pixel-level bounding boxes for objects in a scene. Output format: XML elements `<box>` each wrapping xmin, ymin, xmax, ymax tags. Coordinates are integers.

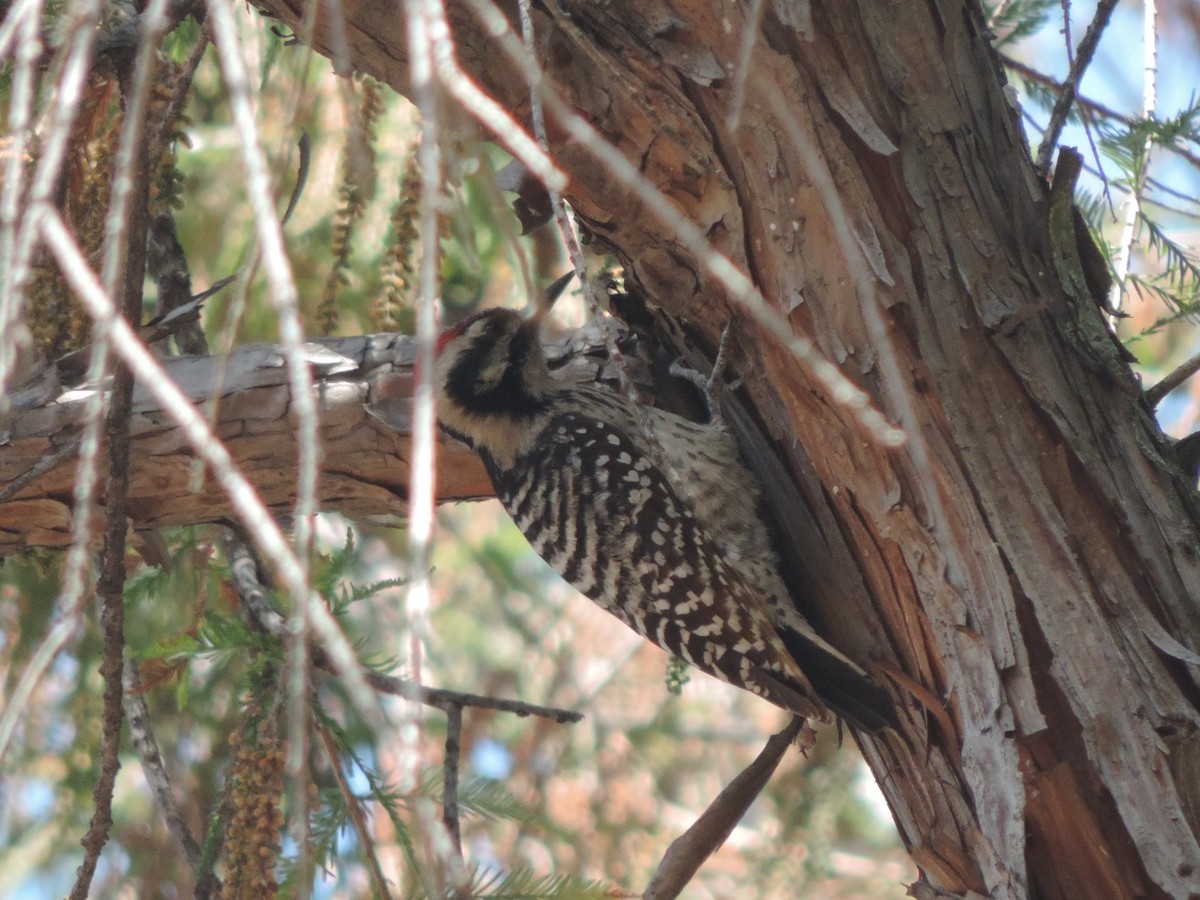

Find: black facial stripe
<box><xmin>444</xmin><ymin>314</ymin><xmax>547</xmax><ymax>419</ymax></box>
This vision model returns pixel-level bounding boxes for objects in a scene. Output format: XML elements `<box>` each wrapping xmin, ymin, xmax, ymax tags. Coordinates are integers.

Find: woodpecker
<box><xmin>433</xmin><ymin>275</ymin><xmax>891</xmax><ymax>730</ymax></box>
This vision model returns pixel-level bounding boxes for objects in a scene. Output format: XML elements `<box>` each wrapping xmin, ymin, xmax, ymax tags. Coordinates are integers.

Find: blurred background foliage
<box><xmin>1</xmin><ymin>0</ymin><xmax>1198</xmax><ymax>897</ymax></box>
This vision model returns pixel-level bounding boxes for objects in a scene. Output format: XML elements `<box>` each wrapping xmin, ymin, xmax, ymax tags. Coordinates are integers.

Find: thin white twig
<box><xmin>208</xmin><ymin>0</ymin><xmax>319</xmax><ymax>581</ymax></box>
<box><xmin>404</xmin><ymin>0</ymin><xmax>439</xmax><ymax>793</ymax></box>
<box><xmin>726</xmin><ymin>0</ymin><xmax>764</xmax><ymax>131</ymax></box>
<box><xmin>208</xmin><ymin>1</ymin><xmax>322</xmax><ymax>871</ymax></box>
<box><xmin>512</xmin><ymin>6</ymin><xmax>685</xmax><ymax>521</ymax></box>
<box><xmin>0</xmin><ymin>0</ymin><xmax>43</xmax><ymax>402</ymax></box>
<box><xmin>405</xmin><ymin>4</ymin><xmax>470</xmax><ymax>892</ymax></box>
<box><xmin>425</xmin><ymin>2</ymin><xmax>565</xmax><ymax>194</ymax></box>
<box><xmin>759</xmin><ymin>78</ymin><xmax>966</xmax><ymax>589</ymax></box>
<box><xmin>763</xmin><ymin>73</ymin><xmax>1027</xmax><ymax>894</ymax></box>
<box><xmin>0</xmin><ymin>0</ymin><xmax>103</xmax><ymax>396</ymax></box>
<box><xmin>510</xmin><ymin>0</ymin><xmax>700</xmax><ymax>537</ymax></box>
<box><xmin>516</xmin><ymin>0</ymin><xmax>583</xmax><ymax>281</ymax></box>
<box><xmin>0</xmin><ymin>337</ymin><xmax>109</xmax><ymax>763</ymax></box>
<box><xmin>1107</xmin><ymin>0</ymin><xmax>1157</xmax><ymax>315</ymax></box>
<box><xmin>987</xmin><ymin>0</ymin><xmax>1013</xmax><ymax>29</ymax></box>
<box><xmin>0</xmin><ymin>0</ymin><xmax>41</xmax><ymax>59</ymax></box>
<box><xmin>0</xmin><ymin>0</ymin><xmax>106</xmax><ymax>766</ymax></box>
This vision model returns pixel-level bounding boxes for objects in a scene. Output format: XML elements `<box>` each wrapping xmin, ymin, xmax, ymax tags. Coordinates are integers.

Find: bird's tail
<box><xmin>779</xmin><ymin>628</ymin><xmax>896</xmax><ymax>732</ymax></box>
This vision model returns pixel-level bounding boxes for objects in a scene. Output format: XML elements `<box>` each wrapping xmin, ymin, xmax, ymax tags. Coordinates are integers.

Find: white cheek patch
<box><xmin>476</xmin><ymin>333</ymin><xmax>513</xmax><ymax>390</ymax></box>
<box><xmin>479</xmin><ymin>357</ymin><xmax>509</xmax><ymax>388</ymax></box>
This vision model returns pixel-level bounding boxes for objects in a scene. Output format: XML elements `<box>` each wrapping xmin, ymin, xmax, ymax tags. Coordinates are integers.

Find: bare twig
<box><xmin>517</xmin><ymin>1</ymin><xmax>685</xmax><ymax>503</ymax></box>
<box><xmin>124</xmin><ymin>660</ymin><xmax>204</xmax><ymax>869</ymax></box>
<box><xmin>725</xmin><ymin>0</ymin><xmax>764</xmax><ymax>131</ymax></box>
<box><xmin>1146</xmin><ymin>350</ymin><xmax>1200</xmax><ymax>408</ymax></box>
<box><xmin>0</xmin><ymin>0</ymin><xmax>111</xmax><ymax>762</ymax></box>
<box><xmin>0</xmin><ymin>0</ymin><xmax>42</xmax><ymax>397</ymax></box>
<box><xmin>1059</xmin><ymin>1</ymin><xmax>1074</xmax><ymax>71</ymax></box>
<box><xmin>1034</xmin><ymin>0</ymin><xmax>1120</xmax><ymax>177</ymax></box>
<box><xmin>316</xmin><ymin>722</ymin><xmax>395</xmax><ymax>900</ymax></box>
<box><xmin>403</xmin><ymin>5</ymin><xmax>476</xmax><ymax>889</ymax></box>
<box><xmin>1053</xmin><ymin>0</ymin><xmax>1114</xmax><ymax>220</ymax></box>
<box><xmin>643</xmin><ymin>718</ymin><xmax>803</xmax><ymax>900</ymax></box>
<box><xmin>1017</xmin><ymin>106</ymin><xmax>1199</xmax><ymax>222</ymax></box>
<box><xmin>442</xmin><ymin>704</ymin><xmax>464</xmax><ymax>855</ymax></box>
<box><xmin>757</xmin><ymin>76</ymin><xmax>969</xmax><ymax>585</ymax></box>
<box><xmin>424</xmin><ymin>4</ymin><xmax>564</xmax><ymax>194</ymax></box>
<box><xmin>367</xmin><ymin>678</ymin><xmax>582</xmax><ymax>723</ymax></box>
<box><xmin>1107</xmin><ymin>0</ymin><xmax>1158</xmax><ymax>316</ymax></box>
<box><xmin>226</xmin><ymin>530</ymin><xmax>584</xmax><ymax>723</ymax></box>
<box><xmin>1002</xmin><ymin>55</ymin><xmax>1126</xmax><ymax>129</ymax></box>
<box><xmin>1003</xmin><ymin>54</ymin><xmax>1200</xmax><ymax>176</ymax></box>
<box><xmin>404</xmin><ymin>0</ymin><xmax>443</xmax><ymax>805</ymax></box>
<box><xmin>986</xmin><ymin>0</ymin><xmax>1013</xmax><ymax>29</ymax></box>
<box><xmin>0</xmin><ymin>0</ymin><xmax>41</xmax><ymax>59</ymax></box>
<box><xmin>208</xmin><ymin>6</ymin><xmax>323</xmax><ymax>876</ymax></box>
<box><xmin>761</xmin><ymin>63</ymin><xmax>1028</xmax><ymax>895</ymax></box>
<box><xmin>0</xmin><ymin>439</ymin><xmax>80</xmax><ymax>503</ymax></box>
<box><xmin>516</xmin><ymin>0</ymin><xmax>582</xmax><ymax>282</ymax></box>
<box><xmin>0</xmin><ymin>345</ymin><xmax>108</xmax><ymax>764</ymax></box>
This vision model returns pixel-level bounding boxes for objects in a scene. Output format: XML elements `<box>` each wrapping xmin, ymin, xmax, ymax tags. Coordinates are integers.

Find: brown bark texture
<box><xmin>0</xmin><ymin>335</ymin><xmax>492</xmax><ymax>553</ymax></box>
<box><xmin>7</xmin><ymin>0</ymin><xmax>1200</xmax><ymax>897</ymax></box>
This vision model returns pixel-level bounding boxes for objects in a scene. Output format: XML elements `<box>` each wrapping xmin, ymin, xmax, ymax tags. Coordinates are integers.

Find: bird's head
<box><xmin>433</xmin><ymin>273</ymin><xmax>574</xmax><ymax>466</ymax></box>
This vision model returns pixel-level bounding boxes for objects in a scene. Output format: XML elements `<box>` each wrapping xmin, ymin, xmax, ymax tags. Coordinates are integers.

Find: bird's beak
<box><xmin>532</xmin><ymin>271</ymin><xmax>576</xmax><ymax>323</ymax></box>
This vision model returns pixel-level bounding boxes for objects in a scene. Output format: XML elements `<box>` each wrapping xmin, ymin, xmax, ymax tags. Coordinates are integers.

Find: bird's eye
<box><xmin>471</xmin><ymin>313</ymin><xmax>513</xmax><ymax>344</ymax></box>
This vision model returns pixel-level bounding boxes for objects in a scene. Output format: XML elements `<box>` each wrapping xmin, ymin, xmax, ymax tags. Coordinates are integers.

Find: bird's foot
<box><xmin>668</xmin><ymin>320</ymin><xmax>740</xmax><ymax>417</ymax></box>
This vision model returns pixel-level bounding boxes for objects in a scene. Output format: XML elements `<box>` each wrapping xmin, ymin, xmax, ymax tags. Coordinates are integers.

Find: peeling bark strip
<box><xmin>236</xmin><ymin>1</ymin><xmax>1200</xmax><ymax>897</ymax></box>
<box><xmin>0</xmin><ymin>335</ymin><xmax>488</xmax><ymax>554</ymax></box>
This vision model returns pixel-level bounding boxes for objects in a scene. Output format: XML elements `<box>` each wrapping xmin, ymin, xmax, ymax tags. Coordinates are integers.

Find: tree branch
<box><xmin>1034</xmin><ymin>0</ymin><xmax>1121</xmax><ymax>176</ymax></box>
<box><xmin>643</xmin><ymin>718</ymin><xmax>804</xmax><ymax>900</ymax></box>
<box><xmin>0</xmin><ymin>333</ymin><xmax>485</xmax><ymax>554</ymax></box>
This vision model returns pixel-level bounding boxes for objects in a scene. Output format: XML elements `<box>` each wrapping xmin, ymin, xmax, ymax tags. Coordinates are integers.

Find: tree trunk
<box><xmin>24</xmin><ymin>0</ymin><xmax>1200</xmax><ymax>896</ymax></box>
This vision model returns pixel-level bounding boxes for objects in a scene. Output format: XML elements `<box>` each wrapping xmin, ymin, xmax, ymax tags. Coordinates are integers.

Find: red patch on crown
<box><xmin>435</xmin><ymin>325</ymin><xmax>461</xmax><ymax>356</ymax></box>
<box><xmin>436</xmin><ymin>309</ymin><xmax>497</xmax><ymax>355</ymax></box>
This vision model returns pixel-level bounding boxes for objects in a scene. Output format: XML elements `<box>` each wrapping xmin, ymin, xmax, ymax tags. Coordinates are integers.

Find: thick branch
<box><xmin>0</xmin><ymin>335</ymin><xmax>489</xmax><ymax>555</ymax></box>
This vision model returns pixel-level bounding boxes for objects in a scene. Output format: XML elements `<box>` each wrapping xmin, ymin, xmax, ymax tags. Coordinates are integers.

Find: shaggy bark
<box><xmin>8</xmin><ymin>0</ymin><xmax>1200</xmax><ymax>896</ymax></box>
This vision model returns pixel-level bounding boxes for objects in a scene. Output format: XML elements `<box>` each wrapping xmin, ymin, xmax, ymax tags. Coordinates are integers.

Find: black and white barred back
<box><xmin>433</xmin><ymin>305</ymin><xmax>891</xmax><ymax>730</ymax></box>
